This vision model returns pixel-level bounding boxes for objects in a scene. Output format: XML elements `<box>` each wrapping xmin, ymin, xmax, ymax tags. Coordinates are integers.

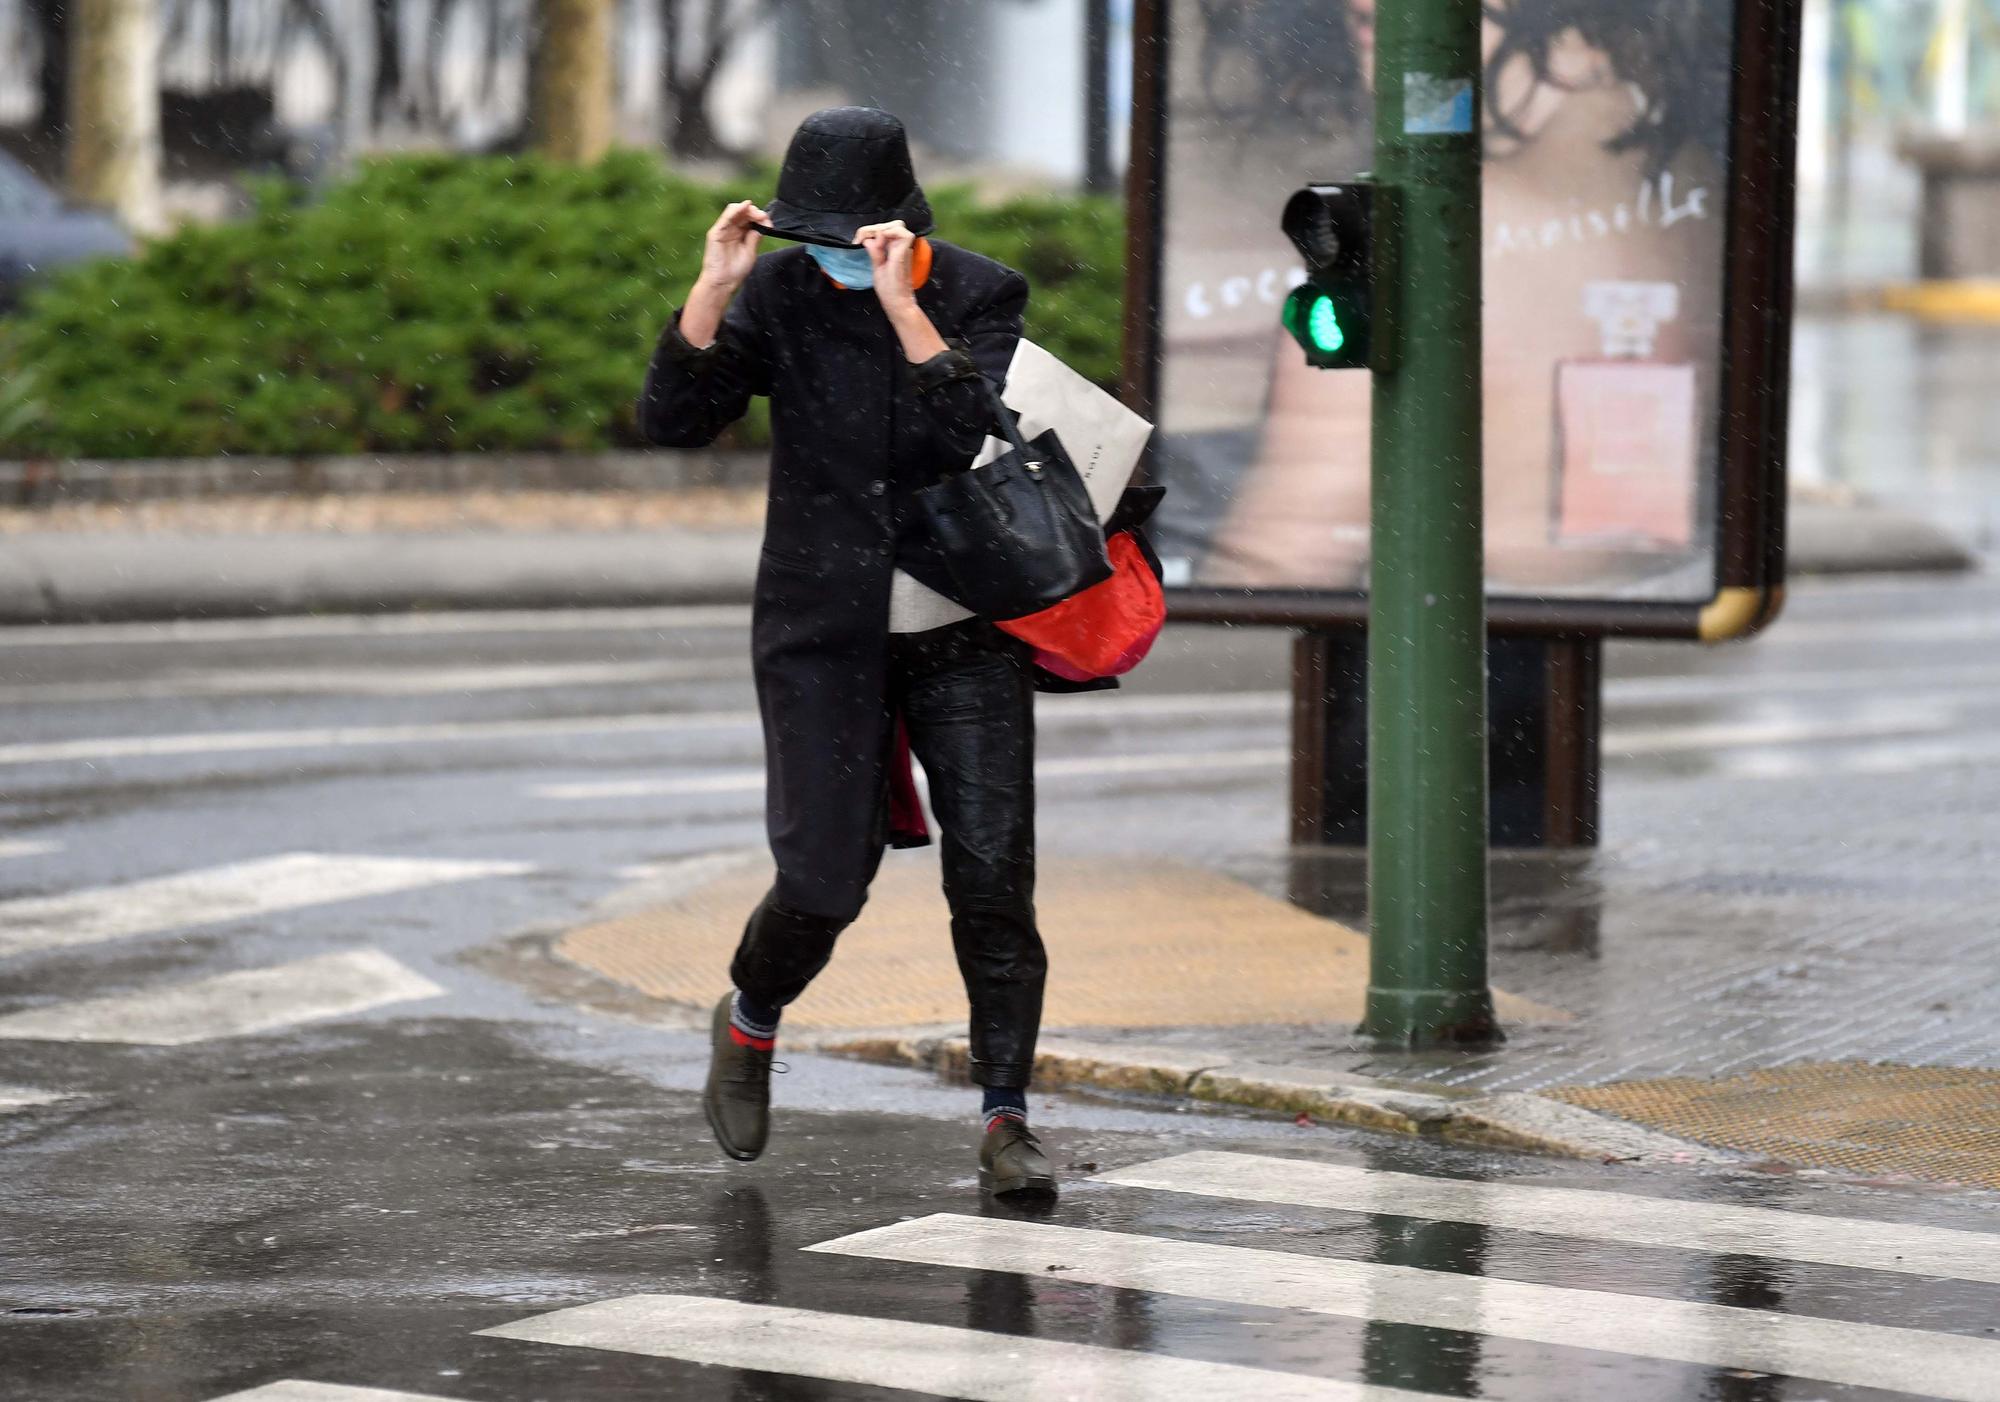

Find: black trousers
<box><xmin>729</xmin><ymin>619</ymin><xmax>1046</xmax><ymax>1089</ymax></box>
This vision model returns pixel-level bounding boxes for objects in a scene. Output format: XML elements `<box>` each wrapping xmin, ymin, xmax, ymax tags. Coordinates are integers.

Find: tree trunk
<box><xmin>65</xmin><ymin>0</ymin><xmax>161</xmax><ymax>232</ymax></box>
<box><xmin>530</xmin><ymin>0</ymin><xmax>615</xmax><ymax>163</ymax></box>
<box><xmin>30</xmin><ymin>0</ymin><xmax>70</xmax><ymax>151</ymax></box>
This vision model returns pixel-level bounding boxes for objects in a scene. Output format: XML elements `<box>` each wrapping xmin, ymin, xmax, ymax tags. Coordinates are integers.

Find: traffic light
<box><xmin>1281</xmin><ymin>182</ymin><xmax>1378</xmax><ymax>370</ymax></box>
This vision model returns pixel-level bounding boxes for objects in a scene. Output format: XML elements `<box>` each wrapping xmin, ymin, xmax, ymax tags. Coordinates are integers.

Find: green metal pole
<box><xmin>1359</xmin><ymin>0</ymin><xmax>1498</xmax><ymax>1045</ymax></box>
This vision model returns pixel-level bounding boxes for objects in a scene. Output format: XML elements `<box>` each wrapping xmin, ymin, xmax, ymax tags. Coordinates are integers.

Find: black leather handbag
<box><xmin>912</xmin><ymin>378</ymin><xmax>1113</xmax><ymax>621</ymax></box>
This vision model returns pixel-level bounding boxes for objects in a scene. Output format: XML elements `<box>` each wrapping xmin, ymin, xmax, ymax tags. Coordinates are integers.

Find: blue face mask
<box><xmin>807</xmin><ymin>243</ymin><xmax>876</xmax><ymax>290</ymax></box>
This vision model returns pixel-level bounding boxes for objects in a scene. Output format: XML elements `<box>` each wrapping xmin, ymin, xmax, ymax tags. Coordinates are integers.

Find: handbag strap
<box><xmin>979</xmin><ymin>375</ymin><xmax>1040</xmax><ymax>470</ymax></box>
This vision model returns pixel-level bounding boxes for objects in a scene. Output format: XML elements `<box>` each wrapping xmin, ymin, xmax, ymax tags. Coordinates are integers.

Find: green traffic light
<box><xmin>1306</xmin><ymin>293</ymin><xmax>1345</xmax><ymax>354</ymax></box>
<box><xmin>1283</xmin><ymin>283</ymin><xmax>1356</xmax><ymax>365</ymax></box>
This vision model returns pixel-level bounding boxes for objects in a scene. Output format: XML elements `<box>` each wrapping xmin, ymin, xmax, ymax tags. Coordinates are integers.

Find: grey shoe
<box><xmin>979</xmin><ymin>1118</ymin><xmax>1057</xmax><ymax>1200</ymax></box>
<box><xmin>703</xmin><ymin>995</ymin><xmax>774</xmax><ymax>1162</ymax></box>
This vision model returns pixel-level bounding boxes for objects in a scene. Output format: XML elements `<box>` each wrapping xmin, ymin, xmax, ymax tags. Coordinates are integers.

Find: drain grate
<box><xmin>1551</xmin><ymin>1062</ymin><xmax>2000</xmax><ymax>1188</ymax></box>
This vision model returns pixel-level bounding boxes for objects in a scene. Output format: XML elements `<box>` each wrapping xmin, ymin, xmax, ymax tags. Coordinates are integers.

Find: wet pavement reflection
<box><xmin>3</xmin><ymin>997</ymin><xmax>1999</xmax><ymax>1401</ymax></box>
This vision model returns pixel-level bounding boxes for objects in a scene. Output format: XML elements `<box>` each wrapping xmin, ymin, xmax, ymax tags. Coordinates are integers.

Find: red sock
<box><xmin>728</xmin><ymin>1023</ymin><xmax>776</xmax><ymax>1052</ymax></box>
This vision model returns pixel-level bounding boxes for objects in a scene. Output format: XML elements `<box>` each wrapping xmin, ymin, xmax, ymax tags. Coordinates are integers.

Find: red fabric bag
<box><xmin>996</xmin><ymin>531</ymin><xmax>1166</xmax><ymax>681</ymax></box>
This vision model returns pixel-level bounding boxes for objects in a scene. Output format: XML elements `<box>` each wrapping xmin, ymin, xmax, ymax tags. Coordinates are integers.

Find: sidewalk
<box><xmin>0</xmin><ymin>485</ymin><xmax>1977</xmax><ymax>624</ymax></box>
<box><xmin>532</xmin><ymin>833</ymin><xmax>2000</xmax><ymax>1188</ymax></box>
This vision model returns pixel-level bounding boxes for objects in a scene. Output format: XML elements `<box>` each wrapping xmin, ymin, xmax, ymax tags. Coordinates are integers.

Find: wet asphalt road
<box><xmin>4</xmin><ymin>577</ymin><xmax>2000</xmax><ymax>1400</ymax></box>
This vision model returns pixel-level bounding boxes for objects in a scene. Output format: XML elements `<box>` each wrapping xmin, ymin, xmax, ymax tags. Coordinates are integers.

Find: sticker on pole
<box><xmin>1404</xmin><ymin>73</ymin><xmax>1474</xmax><ymax>134</ymax></box>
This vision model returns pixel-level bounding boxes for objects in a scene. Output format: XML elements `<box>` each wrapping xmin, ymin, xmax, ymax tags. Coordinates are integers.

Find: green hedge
<box><xmin>0</xmin><ymin>150</ymin><xmax>1124</xmax><ymax>459</ymax></box>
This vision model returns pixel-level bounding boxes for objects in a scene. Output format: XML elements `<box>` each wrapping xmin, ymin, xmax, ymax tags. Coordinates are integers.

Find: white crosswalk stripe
<box><xmin>0</xmin><ymin>948</ymin><xmax>443</xmax><ymax>1045</ymax></box>
<box><xmin>198</xmin><ymin>1149</ymin><xmax>2000</xmax><ymax>1402</ymax></box>
<box><xmin>476</xmin><ymin>1292</ymin><xmax>1434</xmax><ymax>1402</ymax></box>
<box><xmin>212</xmin><ymin>1383</ymin><xmax>459</xmax><ymax>1401</ymax></box>
<box><xmin>0</xmin><ymin>1085</ymin><xmax>72</xmax><ymax>1112</ymax></box>
<box><xmin>807</xmin><ymin>1213</ymin><xmax>2000</xmax><ymax>1402</ymax></box>
<box><xmin>1097</xmin><ymin>1150</ymin><xmax>2000</xmax><ymax>1285</ymax></box>
<box><xmin>0</xmin><ymin>853</ymin><xmax>527</xmax><ymax>960</ymax></box>
<box><xmin>0</xmin><ymin>839</ymin><xmax>60</xmax><ymax>860</ymax></box>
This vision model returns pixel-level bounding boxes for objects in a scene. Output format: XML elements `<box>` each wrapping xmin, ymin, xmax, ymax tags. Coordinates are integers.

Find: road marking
<box><xmin>0</xmin><ymin>659</ymin><xmax>743</xmax><ymax>705</ymax></box>
<box><xmin>0</xmin><ymin>1086</ymin><xmax>73</xmax><ymax>1112</ymax></box>
<box><xmin>0</xmin><ymin>853</ymin><xmax>526</xmax><ymax>959</ymax></box>
<box><xmin>477</xmin><ymin>1292</ymin><xmax>1436</xmax><ymax>1402</ymax></box>
<box><xmin>0</xmin><ymin>949</ymin><xmax>443</xmax><ymax>1045</ymax></box>
<box><xmin>1605</xmin><ymin>660</ymin><xmax>2000</xmax><ymax>705</ymax></box>
<box><xmin>1095</xmin><ymin>1151</ymin><xmax>2000</xmax><ymax>1286</ymax></box>
<box><xmin>0</xmin><ymin>839</ymin><xmax>59</xmax><ymax>860</ymax></box>
<box><xmin>0</xmin><ymin>692</ymin><xmax>1278</xmax><ymax>770</ymax></box>
<box><xmin>210</xmin><ymin>1382</ymin><xmax>461</xmax><ymax>1401</ymax></box>
<box><xmin>808</xmin><ymin>1215</ymin><xmax>2000</xmax><ymax>1402</ymax></box>
<box><xmin>531</xmin><ymin>712</ymin><xmax>1967</xmax><ymax>800</ymax></box>
<box><xmin>1717</xmin><ymin>729</ymin><xmax>2000</xmax><ymax>780</ymax></box>
<box><xmin>533</xmin><ymin>747</ymin><xmax>1294</xmax><ymax>800</ymax></box>
<box><xmin>6</xmin><ymin>652</ymin><xmax>1995</xmax><ymax>710</ymax></box>
<box><xmin>1607</xmin><ymin>708</ymin><xmax>1952</xmax><ymax>755</ymax></box>
<box><xmin>0</xmin><ymin>687</ymin><xmax>1970</xmax><ymax>773</ymax></box>
<box><xmin>0</xmin><ymin>605</ymin><xmax>753</xmax><ymax>648</ymax></box>
<box><xmin>0</xmin><ymin>712</ymin><xmax>760</xmax><ymax>767</ymax></box>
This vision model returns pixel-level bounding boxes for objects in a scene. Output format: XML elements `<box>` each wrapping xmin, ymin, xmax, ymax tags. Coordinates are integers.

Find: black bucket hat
<box><xmin>760</xmin><ymin>107</ymin><xmax>934</xmax><ymax>249</ymax></box>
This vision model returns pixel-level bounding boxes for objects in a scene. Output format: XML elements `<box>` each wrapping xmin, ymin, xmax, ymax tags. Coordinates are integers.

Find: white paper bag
<box><xmin>889</xmin><ymin>340</ymin><xmax>1155</xmax><ymax>631</ymax></box>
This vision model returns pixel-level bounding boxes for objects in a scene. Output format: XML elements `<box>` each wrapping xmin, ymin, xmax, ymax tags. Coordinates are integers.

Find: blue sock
<box><xmin>982</xmin><ymin>1087</ymin><xmax>1028</xmax><ymax>1129</ymax></box>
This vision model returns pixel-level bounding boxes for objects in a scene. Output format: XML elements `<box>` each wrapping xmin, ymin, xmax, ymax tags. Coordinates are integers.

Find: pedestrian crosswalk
<box><xmin>477</xmin><ymin>1293</ymin><xmax>1420</xmax><ymax>1401</ymax></box>
<box><xmin>0</xmin><ymin>852</ymin><xmax>529</xmax><ymax>1055</ymax></box>
<box><xmin>0</xmin><ymin>838</ymin><xmax>60</xmax><ymax>860</ymax></box>
<box><xmin>0</xmin><ymin>852</ymin><xmax>527</xmax><ymax>960</ymax></box>
<box><xmin>1098</xmin><ymin>1149</ymin><xmax>2000</xmax><ymax>1284</ymax></box>
<box><xmin>811</xmin><ymin>1214</ymin><xmax>2000</xmax><ymax>1401</ymax></box>
<box><xmin>205</xmin><ymin>1148</ymin><xmax>2000</xmax><ymax>1402</ymax></box>
<box><xmin>0</xmin><ymin>948</ymin><xmax>442</xmax><ymax>1045</ymax></box>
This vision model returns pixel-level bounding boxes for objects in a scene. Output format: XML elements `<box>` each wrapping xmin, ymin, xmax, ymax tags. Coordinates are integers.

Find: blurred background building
<box><xmin>0</xmin><ymin>0</ymin><xmax>1995</xmax><ymax>552</ymax></box>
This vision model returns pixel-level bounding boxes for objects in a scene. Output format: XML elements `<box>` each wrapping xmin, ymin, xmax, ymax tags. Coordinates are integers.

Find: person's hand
<box><xmin>698</xmin><ymin>200</ymin><xmax>767</xmax><ymax>292</ymax></box>
<box><xmin>856</xmin><ymin>220</ymin><xmax>917</xmax><ymax>307</ymax></box>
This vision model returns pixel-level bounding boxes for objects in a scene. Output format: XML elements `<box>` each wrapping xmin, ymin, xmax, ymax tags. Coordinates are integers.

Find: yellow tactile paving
<box><xmin>1552</xmin><ymin>1064</ymin><xmax>2000</xmax><ymax>1189</ymax></box>
<box><xmin>557</xmin><ymin>854</ymin><xmax>1565</xmax><ymax>1031</ymax></box>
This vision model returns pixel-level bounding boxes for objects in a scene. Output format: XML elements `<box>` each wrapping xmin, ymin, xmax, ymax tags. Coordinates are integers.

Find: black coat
<box><xmin>638</xmin><ymin>239</ymin><xmax>1036</xmax><ymax>920</ymax></box>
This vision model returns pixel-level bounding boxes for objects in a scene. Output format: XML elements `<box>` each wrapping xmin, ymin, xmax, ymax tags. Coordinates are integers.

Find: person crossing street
<box><xmin>637</xmin><ymin>106</ymin><xmax>1056</xmax><ymax>1199</ymax></box>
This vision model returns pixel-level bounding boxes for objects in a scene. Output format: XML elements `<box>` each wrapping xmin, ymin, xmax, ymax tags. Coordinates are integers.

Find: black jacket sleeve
<box><xmin>909</xmin><ymin>270</ymin><xmax>1029</xmax><ymax>465</ymax></box>
<box><xmin>635</xmin><ymin>276</ymin><xmax>773</xmax><ymax>449</ymax></box>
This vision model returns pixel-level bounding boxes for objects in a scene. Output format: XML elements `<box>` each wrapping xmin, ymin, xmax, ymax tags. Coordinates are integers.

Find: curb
<box><xmin>814</xmin><ymin>1031</ymin><xmax>1732</xmax><ymax>1167</ymax></box>
<box><xmin>0</xmin><ymin>448</ymin><xmax>765</xmax><ymax>505</ymax></box>
<box><xmin>0</xmin><ymin>500</ymin><xmax>1974</xmax><ymax>627</ymax></box>
<box><xmin>0</xmin><ymin>527</ymin><xmax>763</xmax><ymax>624</ymax></box>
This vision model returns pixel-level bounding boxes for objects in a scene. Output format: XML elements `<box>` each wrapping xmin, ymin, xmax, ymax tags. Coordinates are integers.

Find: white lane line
<box><xmin>538</xmin><ymin>771</ymin><xmax>762</xmax><ymax>801</ymax></box>
<box><xmin>0</xmin><ymin>949</ymin><xmax>442</xmax><ymax>1045</ymax></box>
<box><xmin>0</xmin><ymin>839</ymin><xmax>59</xmax><ymax>860</ymax></box>
<box><xmin>1</xmin><ymin>605</ymin><xmax>753</xmax><ymax>648</ymax></box>
<box><xmin>807</xmin><ymin>1216</ymin><xmax>2000</xmax><ymax>1402</ymax></box>
<box><xmin>524</xmin><ymin>716</ymin><xmax>1976</xmax><ymax>804</ymax></box>
<box><xmin>210</xmin><ymin>1382</ymin><xmax>461</xmax><ymax>1401</ymax></box>
<box><xmin>0</xmin><ymin>687</ymin><xmax>1967</xmax><ymax>773</ymax></box>
<box><xmin>0</xmin><ymin>692</ymin><xmax>1279</xmax><ymax>770</ymax></box>
<box><xmin>1605</xmin><ymin>660</ymin><xmax>2000</xmax><ymax>705</ymax></box>
<box><xmin>476</xmin><ymin>1292</ymin><xmax>1436</xmax><ymax>1402</ymax></box>
<box><xmin>0</xmin><ymin>659</ymin><xmax>742</xmax><ymax>705</ymax></box>
<box><xmin>0</xmin><ymin>711</ymin><xmax>758</xmax><ymax>768</ymax></box>
<box><xmin>533</xmin><ymin>747</ymin><xmax>1293</xmax><ymax>801</ymax></box>
<box><xmin>1607</xmin><ymin>708</ymin><xmax>1952</xmax><ymax>755</ymax></box>
<box><xmin>0</xmin><ymin>853</ymin><xmax>527</xmax><ymax>960</ymax></box>
<box><xmin>0</xmin><ymin>1086</ymin><xmax>74</xmax><ymax>1111</ymax></box>
<box><xmin>1095</xmin><ymin>1151</ymin><xmax>2000</xmax><ymax>1286</ymax></box>
<box><xmin>1715</xmin><ymin>729</ymin><xmax>2000</xmax><ymax>780</ymax></box>
<box><xmin>7</xmin><ymin>651</ymin><xmax>1993</xmax><ymax>711</ymax></box>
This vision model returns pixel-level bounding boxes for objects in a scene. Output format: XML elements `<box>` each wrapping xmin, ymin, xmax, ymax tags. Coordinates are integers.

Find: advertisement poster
<box><xmin>1148</xmin><ymin>0</ymin><xmax>1734</xmax><ymax>603</ymax></box>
